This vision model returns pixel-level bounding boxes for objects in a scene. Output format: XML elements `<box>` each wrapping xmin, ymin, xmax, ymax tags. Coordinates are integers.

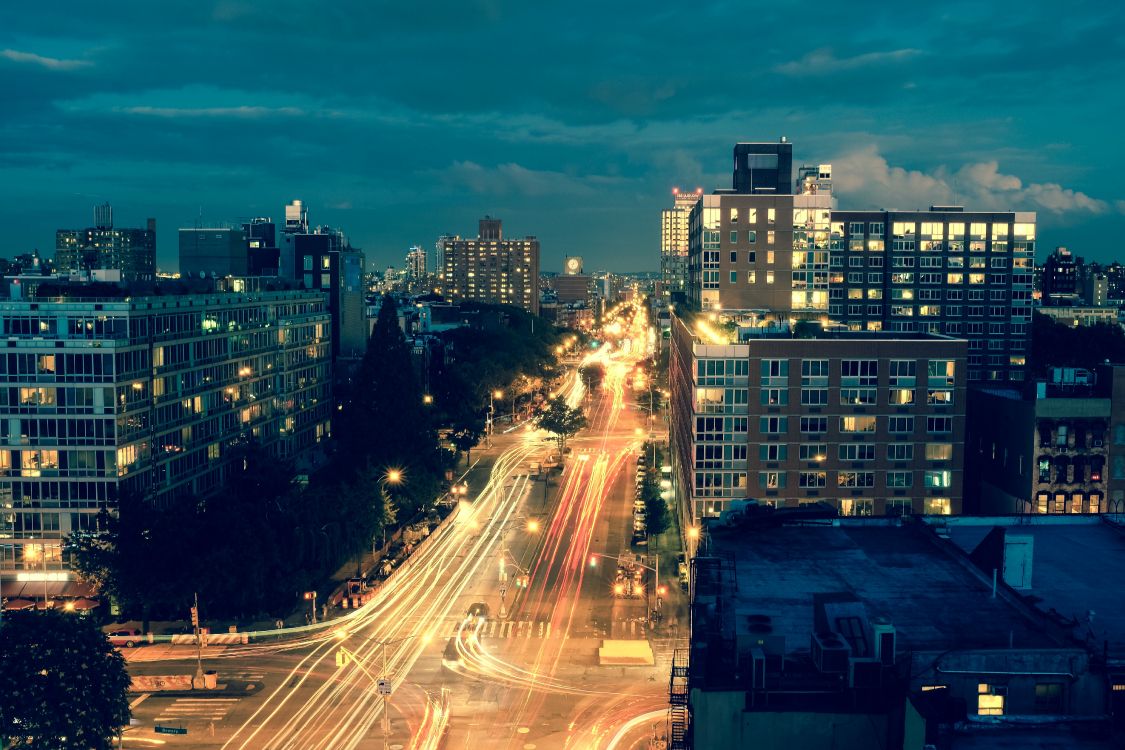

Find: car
<box><xmin>466</xmin><ymin>602</ymin><xmax>490</xmax><ymax>619</ymax></box>
<box><xmin>107</xmin><ymin>629</ymin><xmax>143</xmax><ymax>648</ymax></box>
<box><xmin>442</xmin><ymin>637</ymin><xmax>464</xmax><ymax>670</ymax></box>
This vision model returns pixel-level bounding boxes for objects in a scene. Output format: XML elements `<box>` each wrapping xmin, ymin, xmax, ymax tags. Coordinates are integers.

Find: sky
<box><xmin>1</xmin><ymin>1</ymin><xmax>1123</xmax><ymax>273</ymax></box>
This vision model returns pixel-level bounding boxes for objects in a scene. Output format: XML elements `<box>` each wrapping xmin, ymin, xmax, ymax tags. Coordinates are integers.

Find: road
<box><xmin>123</xmin><ymin>302</ymin><xmax>681</xmax><ymax>750</ymax></box>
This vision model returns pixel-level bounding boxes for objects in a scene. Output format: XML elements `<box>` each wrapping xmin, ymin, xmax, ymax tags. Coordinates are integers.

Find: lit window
<box><xmin>977</xmin><ymin>684</ymin><xmax>1006</xmax><ymax>716</ymax></box>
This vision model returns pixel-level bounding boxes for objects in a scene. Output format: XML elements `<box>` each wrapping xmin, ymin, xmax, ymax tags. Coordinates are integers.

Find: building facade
<box><xmin>178</xmin><ymin>227</ymin><xmax>249</xmax><ymax>278</ymax></box>
<box><xmin>55</xmin><ymin>205</ymin><xmax>157</xmax><ymax>281</ymax></box>
<box><xmin>669</xmin><ymin>314</ymin><xmax>967</xmax><ymax>522</ymax></box>
<box><xmin>661</xmin><ymin>188</ymin><xmax>703</xmax><ymax>303</ymax></box>
<box><xmin>1041</xmin><ymin>246</ymin><xmax>1080</xmax><ymax>305</ymax></box>
<box><xmin>0</xmin><ymin>290</ymin><xmax>332</xmax><ymax>589</ymax></box>
<box><xmin>683</xmin><ymin>141</ymin><xmax>1035</xmax><ymax>384</ymax></box>
<box><xmin>440</xmin><ymin>217</ymin><xmax>540</xmax><ymax>315</ymax></box>
<box><xmin>965</xmin><ymin>366</ymin><xmax>1125</xmax><ymax>515</ymax></box>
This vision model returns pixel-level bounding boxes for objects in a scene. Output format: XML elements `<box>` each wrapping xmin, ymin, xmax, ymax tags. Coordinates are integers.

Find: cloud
<box><xmin>775</xmin><ymin>48</ymin><xmax>922</xmax><ymax>76</ymax></box>
<box><xmin>440</xmin><ymin>161</ymin><xmax>622</xmax><ymax>197</ymax></box>
<box><xmin>832</xmin><ymin>146</ymin><xmax>1113</xmax><ymax>216</ymax></box>
<box><xmin>117</xmin><ymin>105</ymin><xmax>305</xmax><ymax>119</ymax></box>
<box><xmin>1</xmin><ymin>48</ymin><xmax>91</xmax><ymax>71</ymax></box>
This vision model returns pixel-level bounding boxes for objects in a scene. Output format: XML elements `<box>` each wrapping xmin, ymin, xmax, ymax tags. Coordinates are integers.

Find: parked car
<box><xmin>107</xmin><ymin>629</ymin><xmax>144</xmax><ymax>648</ymax></box>
<box><xmin>466</xmin><ymin>602</ymin><xmax>490</xmax><ymax>619</ymax></box>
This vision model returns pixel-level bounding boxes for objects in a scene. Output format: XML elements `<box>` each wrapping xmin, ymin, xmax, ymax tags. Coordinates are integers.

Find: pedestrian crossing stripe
<box><xmin>446</xmin><ymin>619</ymin><xmax>553</xmax><ymax>640</ymax></box>
<box><xmin>154</xmin><ymin>697</ymin><xmax>238</xmax><ymax>722</ymax></box>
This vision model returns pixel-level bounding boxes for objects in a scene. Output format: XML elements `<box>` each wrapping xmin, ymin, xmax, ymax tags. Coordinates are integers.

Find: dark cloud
<box><xmin>0</xmin><ymin>0</ymin><xmax>1122</xmax><ymax>271</ymax></box>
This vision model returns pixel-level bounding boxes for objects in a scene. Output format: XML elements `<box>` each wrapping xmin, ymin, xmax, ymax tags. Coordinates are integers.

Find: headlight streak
<box><xmin>221</xmin><ymin>444</ymin><xmax>537</xmax><ymax>750</ymax></box>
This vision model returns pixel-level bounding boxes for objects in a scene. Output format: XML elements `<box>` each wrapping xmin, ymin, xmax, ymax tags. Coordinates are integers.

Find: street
<box><xmin>124</xmin><ymin>306</ymin><xmax>682</xmax><ymax>750</ymax></box>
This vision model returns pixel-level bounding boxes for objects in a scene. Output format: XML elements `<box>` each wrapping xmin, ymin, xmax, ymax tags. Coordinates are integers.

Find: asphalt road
<box><xmin>123</xmin><ymin>312</ymin><xmax>684</xmax><ymax>750</ymax></box>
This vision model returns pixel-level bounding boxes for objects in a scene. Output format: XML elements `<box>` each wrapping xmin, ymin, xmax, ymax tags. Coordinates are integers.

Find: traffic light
<box><xmin>335</xmin><ymin>648</ymin><xmax>351</xmax><ymax>667</ymax></box>
<box><xmin>190</xmin><ymin>606</ymin><xmax>199</xmax><ymax>627</ymax></box>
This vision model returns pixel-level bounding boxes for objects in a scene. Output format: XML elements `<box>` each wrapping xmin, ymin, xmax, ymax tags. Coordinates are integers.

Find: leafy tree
<box><xmin>449</xmin><ymin>417</ymin><xmax>485</xmax><ymax>464</ymax></box>
<box><xmin>579</xmin><ymin>363</ymin><xmax>605</xmax><ymax>392</ymax></box>
<box><xmin>535</xmin><ymin>396</ymin><xmax>587</xmax><ymax>453</ymax></box>
<box><xmin>1029</xmin><ymin>311</ymin><xmax>1125</xmax><ymax>378</ymax></box>
<box><xmin>66</xmin><ymin>495</ymin><xmax>194</xmax><ymax>631</ymax></box>
<box><xmin>1</xmin><ymin>609</ymin><xmax>130</xmax><ymax>750</ymax></box>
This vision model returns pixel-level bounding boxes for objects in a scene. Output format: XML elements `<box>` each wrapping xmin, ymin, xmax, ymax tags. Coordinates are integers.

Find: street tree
<box><xmin>449</xmin><ymin>417</ymin><xmax>485</xmax><ymax>465</ymax></box>
<box><xmin>0</xmin><ymin>609</ymin><xmax>131</xmax><ymax>750</ymax></box>
<box><xmin>535</xmin><ymin>396</ymin><xmax>587</xmax><ymax>454</ymax></box>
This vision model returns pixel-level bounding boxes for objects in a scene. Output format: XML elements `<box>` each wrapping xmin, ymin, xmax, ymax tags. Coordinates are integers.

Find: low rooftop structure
<box><xmin>679</xmin><ymin>518</ymin><xmax>1119</xmax><ymax>750</ymax></box>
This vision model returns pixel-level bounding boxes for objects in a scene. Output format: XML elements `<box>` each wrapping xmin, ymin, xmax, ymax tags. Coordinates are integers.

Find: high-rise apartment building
<box><xmin>661</xmin><ymin>188</ymin><xmax>702</xmax><ymax>303</ymax></box>
<box><xmin>405</xmin><ymin>246</ymin><xmax>427</xmax><ymax>291</ymax></box>
<box><xmin>0</xmin><ymin>290</ymin><xmax>332</xmax><ymax>591</ymax></box>
<box><xmin>440</xmin><ymin>217</ymin><xmax>540</xmax><ymax>315</ymax></box>
<box><xmin>668</xmin><ymin>314</ymin><xmax>966</xmax><ymax>522</ymax></box>
<box><xmin>55</xmin><ymin>204</ymin><xmax>157</xmax><ymax>281</ymax></box>
<box><xmin>178</xmin><ymin>227</ymin><xmax>249</xmax><ymax>278</ymax></box>
<box><xmin>683</xmin><ymin>140</ymin><xmax>1036</xmax><ymax>383</ymax></box>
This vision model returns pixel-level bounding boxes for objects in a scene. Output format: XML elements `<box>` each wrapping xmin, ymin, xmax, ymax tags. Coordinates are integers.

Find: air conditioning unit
<box><xmin>872</xmin><ymin>621</ymin><xmax>897</xmax><ymax>666</ymax></box>
<box><xmin>848</xmin><ymin>657</ymin><xmax>882</xmax><ymax>688</ymax></box>
<box><xmin>811</xmin><ymin>632</ymin><xmax>851</xmax><ymax>674</ymax></box>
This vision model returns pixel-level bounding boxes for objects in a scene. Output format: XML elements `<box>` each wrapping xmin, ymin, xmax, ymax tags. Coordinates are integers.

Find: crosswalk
<box><xmin>447</xmin><ymin>619</ymin><xmax>553</xmax><ymax>640</ymax></box>
<box><xmin>154</xmin><ymin>697</ymin><xmax>240</xmax><ymax>723</ymax></box>
<box><xmin>222</xmin><ymin>670</ymin><xmax>265</xmax><ymax>684</ymax></box>
<box><xmin>446</xmin><ymin>618</ymin><xmax>663</xmax><ymax>640</ymax></box>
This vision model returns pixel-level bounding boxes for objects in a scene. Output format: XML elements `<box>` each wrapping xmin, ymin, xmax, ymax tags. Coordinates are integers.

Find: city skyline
<box><xmin>2</xmin><ymin>1</ymin><xmax>1124</xmax><ymax>271</ymax></box>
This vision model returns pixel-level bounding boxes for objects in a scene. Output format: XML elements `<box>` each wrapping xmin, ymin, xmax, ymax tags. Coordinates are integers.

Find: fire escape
<box><xmin>669</xmin><ymin>648</ymin><xmax>690</xmax><ymax>749</ymax></box>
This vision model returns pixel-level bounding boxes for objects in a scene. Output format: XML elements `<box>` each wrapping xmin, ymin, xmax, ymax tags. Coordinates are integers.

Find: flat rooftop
<box><xmin>938</xmin><ymin>516</ymin><xmax>1125</xmax><ymax>659</ymax></box>
<box><xmin>704</xmin><ymin>520</ymin><xmax>1062</xmax><ymax>654</ymax></box>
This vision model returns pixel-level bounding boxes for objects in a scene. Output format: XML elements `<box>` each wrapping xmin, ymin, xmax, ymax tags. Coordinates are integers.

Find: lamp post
<box><xmin>334</xmin><ymin>631</ymin><xmax>430</xmax><ymax>750</ymax></box>
<box><xmin>379</xmin><ymin>469</ymin><xmax>404</xmax><ymax>551</ymax></box>
<box><xmin>487</xmin><ymin>390</ymin><xmax>503</xmax><ymax>447</ymax></box>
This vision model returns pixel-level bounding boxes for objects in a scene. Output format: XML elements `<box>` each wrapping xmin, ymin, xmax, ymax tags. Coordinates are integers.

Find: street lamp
<box><xmin>422</xmin><ymin>394</ymin><xmax>433</xmax><ymax>405</ymax></box>
<box><xmin>379</xmin><ymin>469</ymin><xmax>405</xmax><ymax>550</ymax></box>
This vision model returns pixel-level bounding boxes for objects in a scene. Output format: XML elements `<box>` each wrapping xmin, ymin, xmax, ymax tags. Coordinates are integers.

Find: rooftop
<box><xmin>937</xmin><ymin>515</ymin><xmax>1125</xmax><ymax>660</ymax></box>
<box><xmin>702</xmin><ymin>520</ymin><xmax>1062</xmax><ymax>655</ymax></box>
<box><xmin>678</xmin><ymin>311</ymin><xmax>960</xmax><ymax>346</ymax></box>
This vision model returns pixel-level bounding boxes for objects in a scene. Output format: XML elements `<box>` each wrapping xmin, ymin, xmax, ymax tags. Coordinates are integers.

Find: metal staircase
<box><xmin>669</xmin><ymin>648</ymin><xmax>690</xmax><ymax>749</ymax></box>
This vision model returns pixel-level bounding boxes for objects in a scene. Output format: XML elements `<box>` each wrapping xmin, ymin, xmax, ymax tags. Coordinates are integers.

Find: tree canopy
<box><xmin>1029</xmin><ymin>311</ymin><xmax>1125</xmax><ymax>378</ymax></box>
<box><xmin>1</xmin><ymin>609</ymin><xmax>131</xmax><ymax>750</ymax></box>
<box><xmin>535</xmin><ymin>396</ymin><xmax>587</xmax><ymax>453</ymax></box>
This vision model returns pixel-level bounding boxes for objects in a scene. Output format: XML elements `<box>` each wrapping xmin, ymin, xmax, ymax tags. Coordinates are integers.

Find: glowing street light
<box><xmin>687</xmin><ymin>527</ymin><xmax>700</xmax><ymax>541</ymax></box>
<box><xmin>422</xmin><ymin>394</ymin><xmax>433</xmax><ymax>405</ymax></box>
<box><xmin>527</xmin><ymin>519</ymin><xmax>540</xmax><ymax>533</ymax></box>
<box><xmin>385</xmin><ymin>469</ymin><xmax>403</xmax><ymax>485</ymax></box>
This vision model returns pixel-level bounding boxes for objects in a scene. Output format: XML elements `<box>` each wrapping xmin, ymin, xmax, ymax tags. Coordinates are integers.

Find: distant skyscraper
<box><xmin>178</xmin><ymin>227</ymin><xmax>248</xmax><ymax>278</ymax></box>
<box><xmin>94</xmin><ymin>202</ymin><xmax>113</xmax><ymax>230</ymax></box>
<box><xmin>406</xmin><ymin>246</ymin><xmax>427</xmax><ymax>282</ymax></box>
<box><xmin>440</xmin><ymin>217</ymin><xmax>540</xmax><ymax>315</ymax></box>
<box><xmin>661</xmin><ymin>188</ymin><xmax>702</xmax><ymax>303</ymax></box>
<box><xmin>54</xmin><ymin>204</ymin><xmax>156</xmax><ymax>281</ymax></box>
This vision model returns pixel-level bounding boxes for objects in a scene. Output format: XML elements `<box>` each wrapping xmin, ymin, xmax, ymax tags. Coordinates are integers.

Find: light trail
<box><xmin>220</xmin><ymin>442</ymin><xmax>538</xmax><ymax>750</ymax></box>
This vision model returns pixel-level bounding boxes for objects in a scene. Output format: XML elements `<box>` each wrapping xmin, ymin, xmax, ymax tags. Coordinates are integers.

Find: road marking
<box><xmin>538</xmin><ymin>621</ymin><xmax>544</xmax><ymax>638</ymax></box>
<box><xmin>545</xmin><ymin>622</ymin><xmax>551</xmax><ymax>639</ymax></box>
<box><xmin>154</xmin><ymin>697</ymin><xmax>239</xmax><ymax>722</ymax></box>
<box><xmin>129</xmin><ymin>694</ymin><xmax>150</xmax><ymax>709</ymax></box>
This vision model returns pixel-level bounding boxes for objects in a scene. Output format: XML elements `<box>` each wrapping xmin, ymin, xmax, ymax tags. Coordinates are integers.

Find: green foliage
<box><xmin>579</xmin><ymin>363</ymin><xmax>605</xmax><ymax>392</ymax></box>
<box><xmin>1029</xmin><ymin>311</ymin><xmax>1125</xmax><ymax>378</ymax></box>
<box><xmin>534</xmin><ymin>396</ymin><xmax>587</xmax><ymax>452</ymax></box>
<box><xmin>1</xmin><ymin>609</ymin><xmax>130</xmax><ymax>750</ymax></box>
<box><xmin>638</xmin><ymin>462</ymin><xmax>670</xmax><ymax>537</ymax></box>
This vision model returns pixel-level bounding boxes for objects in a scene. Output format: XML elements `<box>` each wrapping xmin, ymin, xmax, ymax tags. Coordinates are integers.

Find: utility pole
<box><xmin>192</xmin><ymin>592</ymin><xmax>203</xmax><ymax>688</ymax></box>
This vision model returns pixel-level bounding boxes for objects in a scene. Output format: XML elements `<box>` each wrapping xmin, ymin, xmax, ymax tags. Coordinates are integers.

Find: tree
<box><xmin>66</xmin><ymin>495</ymin><xmax>194</xmax><ymax>632</ymax></box>
<box><xmin>1</xmin><ymin>609</ymin><xmax>131</xmax><ymax>750</ymax></box>
<box><xmin>579</xmin><ymin>363</ymin><xmax>605</xmax><ymax>392</ymax></box>
<box><xmin>449</xmin><ymin>417</ymin><xmax>485</xmax><ymax>465</ymax></box>
<box><xmin>535</xmin><ymin>396</ymin><xmax>587</xmax><ymax>453</ymax></box>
